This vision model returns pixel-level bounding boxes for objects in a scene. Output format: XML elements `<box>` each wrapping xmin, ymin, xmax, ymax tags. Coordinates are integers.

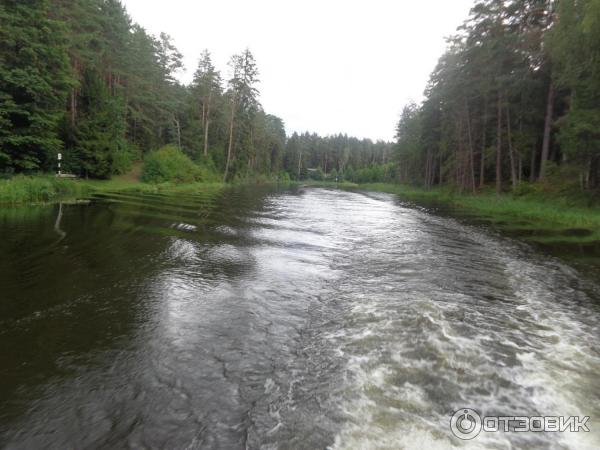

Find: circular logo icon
<box><xmin>450</xmin><ymin>408</ymin><xmax>482</xmax><ymax>440</ymax></box>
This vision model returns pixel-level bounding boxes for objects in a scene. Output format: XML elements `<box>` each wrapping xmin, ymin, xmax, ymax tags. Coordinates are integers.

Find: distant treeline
<box><xmin>0</xmin><ymin>0</ymin><xmax>393</xmax><ymax>182</ymax></box>
<box><xmin>285</xmin><ymin>133</ymin><xmax>394</xmax><ymax>182</ymax></box>
<box><xmin>396</xmin><ymin>0</ymin><xmax>600</xmax><ymax>193</ymax></box>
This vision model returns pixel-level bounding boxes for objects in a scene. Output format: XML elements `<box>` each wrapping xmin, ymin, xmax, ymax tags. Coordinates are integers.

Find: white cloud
<box><xmin>121</xmin><ymin>0</ymin><xmax>474</xmax><ymax>141</ymax></box>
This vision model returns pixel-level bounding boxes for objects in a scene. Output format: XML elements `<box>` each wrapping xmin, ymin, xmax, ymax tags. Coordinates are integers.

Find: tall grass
<box><xmin>0</xmin><ymin>175</ymin><xmax>92</xmax><ymax>204</ymax></box>
<box><xmin>0</xmin><ymin>174</ymin><xmax>227</xmax><ymax>205</ymax></box>
<box><xmin>360</xmin><ymin>183</ymin><xmax>600</xmax><ymax>230</ymax></box>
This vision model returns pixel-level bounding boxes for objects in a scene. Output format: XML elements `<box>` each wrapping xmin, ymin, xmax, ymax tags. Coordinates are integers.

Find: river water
<box><xmin>1</xmin><ymin>186</ymin><xmax>599</xmax><ymax>449</ymax></box>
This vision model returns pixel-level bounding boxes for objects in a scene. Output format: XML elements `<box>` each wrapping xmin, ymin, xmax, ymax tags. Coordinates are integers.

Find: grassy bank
<box><xmin>353</xmin><ymin>183</ymin><xmax>600</xmax><ymax>244</ymax></box>
<box><xmin>4</xmin><ymin>175</ymin><xmax>599</xmax><ymax>237</ymax></box>
<box><xmin>0</xmin><ymin>174</ymin><xmax>226</xmax><ymax>205</ymax></box>
<box><xmin>0</xmin><ymin>175</ymin><xmax>94</xmax><ymax>204</ymax></box>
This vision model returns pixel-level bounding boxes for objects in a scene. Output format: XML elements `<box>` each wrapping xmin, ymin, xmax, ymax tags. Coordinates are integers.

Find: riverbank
<box><xmin>0</xmin><ymin>174</ymin><xmax>226</xmax><ymax>205</ymax></box>
<box><xmin>4</xmin><ymin>176</ymin><xmax>600</xmax><ymax>243</ymax></box>
<box><xmin>352</xmin><ymin>183</ymin><xmax>600</xmax><ymax>246</ymax></box>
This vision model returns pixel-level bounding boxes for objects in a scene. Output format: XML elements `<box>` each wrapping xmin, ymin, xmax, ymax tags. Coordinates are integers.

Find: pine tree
<box><xmin>191</xmin><ymin>50</ymin><xmax>222</xmax><ymax>159</ymax></box>
<box><xmin>0</xmin><ymin>0</ymin><xmax>71</xmax><ymax>172</ymax></box>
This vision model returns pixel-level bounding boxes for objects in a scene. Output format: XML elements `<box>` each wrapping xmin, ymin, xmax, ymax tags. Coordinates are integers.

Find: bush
<box><xmin>111</xmin><ymin>143</ymin><xmax>141</xmax><ymax>175</ymax></box>
<box><xmin>344</xmin><ymin>167</ymin><xmax>355</xmax><ymax>182</ymax></box>
<box><xmin>278</xmin><ymin>171</ymin><xmax>291</xmax><ymax>182</ymax></box>
<box><xmin>307</xmin><ymin>168</ymin><xmax>324</xmax><ymax>181</ymax></box>
<box><xmin>142</xmin><ymin>145</ymin><xmax>203</xmax><ymax>184</ymax></box>
<box><xmin>351</xmin><ymin>163</ymin><xmax>396</xmax><ymax>184</ymax></box>
<box><xmin>195</xmin><ymin>157</ymin><xmax>221</xmax><ymax>183</ymax></box>
<box><xmin>541</xmin><ymin>162</ymin><xmax>581</xmax><ymax>194</ymax></box>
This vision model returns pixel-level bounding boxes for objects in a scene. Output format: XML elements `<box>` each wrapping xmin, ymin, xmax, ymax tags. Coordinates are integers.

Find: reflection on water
<box><xmin>0</xmin><ymin>187</ymin><xmax>599</xmax><ymax>449</ymax></box>
<box><xmin>53</xmin><ymin>202</ymin><xmax>66</xmax><ymax>241</ymax></box>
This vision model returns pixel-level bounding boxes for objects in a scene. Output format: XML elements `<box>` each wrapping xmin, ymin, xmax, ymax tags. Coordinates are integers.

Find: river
<box><xmin>1</xmin><ymin>186</ymin><xmax>599</xmax><ymax>449</ymax></box>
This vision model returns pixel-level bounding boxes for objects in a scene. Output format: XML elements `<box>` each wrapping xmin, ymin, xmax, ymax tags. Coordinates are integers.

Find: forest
<box><xmin>3</xmin><ymin>0</ymin><xmax>599</xmax><ymax>195</ymax></box>
<box><xmin>0</xmin><ymin>0</ymin><xmax>393</xmax><ymax>184</ymax></box>
<box><xmin>395</xmin><ymin>0</ymin><xmax>600</xmax><ymax>194</ymax></box>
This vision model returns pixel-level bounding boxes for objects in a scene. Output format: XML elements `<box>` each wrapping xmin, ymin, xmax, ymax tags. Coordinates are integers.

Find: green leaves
<box><xmin>0</xmin><ymin>0</ymin><xmax>71</xmax><ymax>172</ymax></box>
<box><xmin>141</xmin><ymin>145</ymin><xmax>204</xmax><ymax>184</ymax></box>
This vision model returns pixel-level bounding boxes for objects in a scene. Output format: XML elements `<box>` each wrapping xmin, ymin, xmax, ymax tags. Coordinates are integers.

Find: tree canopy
<box><xmin>0</xmin><ymin>0</ymin><xmax>390</xmax><ymax>181</ymax></box>
<box><xmin>395</xmin><ymin>0</ymin><xmax>600</xmax><ymax>192</ymax></box>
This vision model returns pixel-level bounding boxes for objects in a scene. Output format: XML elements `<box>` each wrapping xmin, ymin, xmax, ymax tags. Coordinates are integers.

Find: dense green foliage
<box><xmin>6</xmin><ymin>0</ymin><xmax>598</xmax><ymax>196</ymax></box>
<box><xmin>0</xmin><ymin>0</ymin><xmax>386</xmax><ymax>182</ymax></box>
<box><xmin>0</xmin><ymin>0</ymin><xmax>71</xmax><ymax>172</ymax></box>
<box><xmin>283</xmin><ymin>133</ymin><xmax>394</xmax><ymax>181</ymax></box>
<box><xmin>395</xmin><ymin>0</ymin><xmax>600</xmax><ymax>194</ymax></box>
<box><xmin>141</xmin><ymin>145</ymin><xmax>218</xmax><ymax>184</ymax></box>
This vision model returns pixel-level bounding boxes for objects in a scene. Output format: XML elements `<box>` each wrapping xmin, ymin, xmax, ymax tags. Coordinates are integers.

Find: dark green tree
<box><xmin>0</xmin><ymin>0</ymin><xmax>71</xmax><ymax>172</ymax></box>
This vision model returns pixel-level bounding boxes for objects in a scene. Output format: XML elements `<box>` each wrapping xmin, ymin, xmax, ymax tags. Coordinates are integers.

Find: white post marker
<box><xmin>57</xmin><ymin>153</ymin><xmax>62</xmax><ymax>176</ymax></box>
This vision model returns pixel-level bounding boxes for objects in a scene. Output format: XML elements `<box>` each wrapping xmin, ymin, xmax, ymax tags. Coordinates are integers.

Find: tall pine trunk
<box><xmin>465</xmin><ymin>101</ymin><xmax>476</xmax><ymax>192</ymax></box>
<box><xmin>496</xmin><ymin>93</ymin><xmax>502</xmax><ymax>195</ymax></box>
<box><xmin>480</xmin><ymin>95</ymin><xmax>488</xmax><ymax>189</ymax></box>
<box><xmin>224</xmin><ymin>99</ymin><xmax>236</xmax><ymax>182</ymax></box>
<box><xmin>173</xmin><ymin>115</ymin><xmax>181</xmax><ymax>150</ymax></box>
<box><xmin>203</xmin><ymin>117</ymin><xmax>210</xmax><ymax>158</ymax></box>
<box><xmin>539</xmin><ymin>81</ymin><xmax>554</xmax><ymax>180</ymax></box>
<box><xmin>203</xmin><ymin>90</ymin><xmax>212</xmax><ymax>158</ymax></box>
<box><xmin>506</xmin><ymin>105</ymin><xmax>517</xmax><ymax>191</ymax></box>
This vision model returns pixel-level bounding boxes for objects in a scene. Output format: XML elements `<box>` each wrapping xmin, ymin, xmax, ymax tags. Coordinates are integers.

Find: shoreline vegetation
<box><xmin>302</xmin><ymin>181</ymin><xmax>600</xmax><ymax>246</ymax></box>
<box><xmin>4</xmin><ymin>172</ymin><xmax>600</xmax><ymax>246</ymax></box>
<box><xmin>0</xmin><ymin>174</ymin><xmax>228</xmax><ymax>205</ymax></box>
<box><xmin>3</xmin><ymin>0</ymin><xmax>599</xmax><ymax>250</ymax></box>
<box><xmin>357</xmin><ymin>183</ymin><xmax>600</xmax><ymax>231</ymax></box>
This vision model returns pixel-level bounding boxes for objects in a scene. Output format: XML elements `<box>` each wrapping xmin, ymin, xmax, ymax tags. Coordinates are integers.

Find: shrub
<box><xmin>111</xmin><ymin>143</ymin><xmax>141</xmax><ymax>175</ymax></box>
<box><xmin>541</xmin><ymin>162</ymin><xmax>581</xmax><ymax>195</ymax></box>
<box><xmin>307</xmin><ymin>168</ymin><xmax>324</xmax><ymax>181</ymax></box>
<box><xmin>278</xmin><ymin>171</ymin><xmax>291</xmax><ymax>182</ymax></box>
<box><xmin>142</xmin><ymin>145</ymin><xmax>202</xmax><ymax>184</ymax></box>
<box><xmin>344</xmin><ymin>167</ymin><xmax>355</xmax><ymax>182</ymax></box>
<box><xmin>195</xmin><ymin>157</ymin><xmax>221</xmax><ymax>183</ymax></box>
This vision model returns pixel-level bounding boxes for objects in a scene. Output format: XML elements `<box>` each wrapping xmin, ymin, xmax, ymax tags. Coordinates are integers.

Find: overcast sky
<box><xmin>121</xmin><ymin>0</ymin><xmax>474</xmax><ymax>141</ymax></box>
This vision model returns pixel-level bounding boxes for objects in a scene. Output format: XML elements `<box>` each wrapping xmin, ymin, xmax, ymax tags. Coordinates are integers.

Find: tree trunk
<box><xmin>465</xmin><ymin>101</ymin><xmax>476</xmax><ymax>192</ymax></box>
<box><xmin>70</xmin><ymin>88</ymin><xmax>77</xmax><ymax>126</ymax></box>
<box><xmin>425</xmin><ymin>148</ymin><xmax>432</xmax><ymax>188</ymax></box>
<box><xmin>530</xmin><ymin>146</ymin><xmax>537</xmax><ymax>182</ymax></box>
<box><xmin>455</xmin><ymin>125</ymin><xmax>461</xmax><ymax>189</ymax></box>
<box><xmin>203</xmin><ymin>91</ymin><xmax>212</xmax><ymax>158</ymax></box>
<box><xmin>506</xmin><ymin>105</ymin><xmax>517</xmax><ymax>191</ymax></box>
<box><xmin>539</xmin><ymin>81</ymin><xmax>554</xmax><ymax>180</ymax></box>
<box><xmin>173</xmin><ymin>115</ymin><xmax>181</xmax><ymax>150</ymax></box>
<box><xmin>297</xmin><ymin>151</ymin><xmax>302</xmax><ymax>179</ymax></box>
<box><xmin>480</xmin><ymin>95</ymin><xmax>488</xmax><ymax>189</ymax></box>
<box><xmin>223</xmin><ymin>100</ymin><xmax>236</xmax><ymax>182</ymax></box>
<box><xmin>496</xmin><ymin>93</ymin><xmax>502</xmax><ymax>195</ymax></box>
<box><xmin>203</xmin><ymin>118</ymin><xmax>210</xmax><ymax>158</ymax></box>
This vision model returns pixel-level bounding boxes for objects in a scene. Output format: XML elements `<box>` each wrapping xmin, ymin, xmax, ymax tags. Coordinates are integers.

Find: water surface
<box><xmin>1</xmin><ymin>187</ymin><xmax>599</xmax><ymax>449</ymax></box>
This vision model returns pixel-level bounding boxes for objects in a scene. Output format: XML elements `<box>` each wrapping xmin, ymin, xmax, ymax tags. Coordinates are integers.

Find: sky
<box><xmin>121</xmin><ymin>0</ymin><xmax>474</xmax><ymax>142</ymax></box>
